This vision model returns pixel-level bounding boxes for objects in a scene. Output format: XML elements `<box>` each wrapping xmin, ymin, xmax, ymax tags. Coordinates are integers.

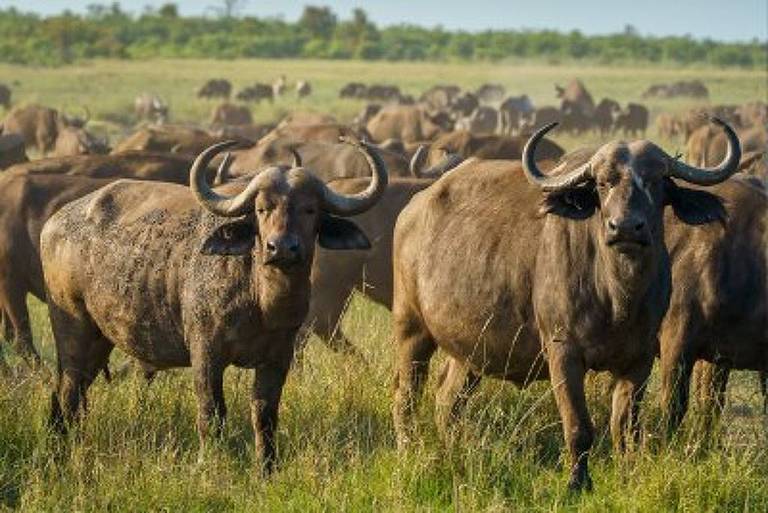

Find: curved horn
<box><xmin>409</xmin><ymin>145</ymin><xmax>428</xmax><ymax>177</ymax></box>
<box><xmin>190</xmin><ymin>140</ymin><xmax>264</xmax><ymax>217</ymax></box>
<box><xmin>666</xmin><ymin>117</ymin><xmax>741</xmax><ymax>185</ymax></box>
<box><xmin>290</xmin><ymin>147</ymin><xmax>302</xmax><ymax>167</ymax></box>
<box><xmin>320</xmin><ymin>137</ymin><xmax>388</xmax><ymax>216</ymax></box>
<box><xmin>416</xmin><ymin>152</ymin><xmax>464</xmax><ymax>179</ymax></box>
<box><xmin>522</xmin><ymin>122</ymin><xmax>591</xmax><ymax>191</ymax></box>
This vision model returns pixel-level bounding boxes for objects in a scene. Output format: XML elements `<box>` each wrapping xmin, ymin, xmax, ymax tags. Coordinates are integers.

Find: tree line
<box><xmin>0</xmin><ymin>3</ymin><xmax>763</xmax><ymax>68</ymax></box>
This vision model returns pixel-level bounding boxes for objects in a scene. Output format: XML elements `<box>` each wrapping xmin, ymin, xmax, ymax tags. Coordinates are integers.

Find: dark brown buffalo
<box><xmin>197</xmin><ymin>79</ymin><xmax>232</xmax><ymax>99</ymax></box>
<box><xmin>366</xmin><ymin>105</ymin><xmax>452</xmax><ymax>143</ymax></box>
<box><xmin>642</xmin><ymin>80</ymin><xmax>709</xmax><ymax>99</ymax></box>
<box><xmin>236</xmin><ymin>83</ymin><xmax>274</xmax><ymax>103</ymax></box>
<box><xmin>209</xmin><ymin>103</ymin><xmax>253</xmax><ymax>127</ymax></box>
<box><xmin>0</xmin><ymin>152</ymin><xmax>207</xmax><ymax>366</ymax></box>
<box><xmin>296</xmin><ymin>80</ymin><xmax>312</xmax><ymax>98</ymax></box>
<box><xmin>1</xmin><ymin>104</ymin><xmax>91</xmax><ymax>154</ymax></box>
<box><xmin>593</xmin><ymin>98</ymin><xmax>621</xmax><ymax>136</ymax></box>
<box><xmin>525</xmin><ymin>106</ymin><xmax>560</xmax><ymax>132</ymax></box>
<box><xmin>390</xmin><ymin>119</ymin><xmax>740</xmax><ymax>491</ymax></box>
<box><xmin>339</xmin><ymin>82</ymin><xmax>367</xmax><ymax>99</ymax></box>
<box><xmin>659</xmin><ymin>177</ymin><xmax>766</xmax><ymax>432</ymax></box>
<box><xmin>41</xmin><ymin>139</ymin><xmax>387</xmax><ymax>473</ymax></box>
<box><xmin>410</xmin><ymin>131</ymin><xmax>564</xmax><ymax>178</ymax></box>
<box><xmin>614</xmin><ymin>103</ymin><xmax>649</xmax><ymax>138</ymax></box>
<box><xmin>0</xmin><ymin>133</ymin><xmax>28</xmax><ymax>170</ymax></box>
<box><xmin>111</xmin><ymin>125</ymin><xmax>226</xmax><ymax>156</ymax></box>
<box><xmin>0</xmin><ymin>84</ymin><xmax>10</xmax><ymax>110</ymax></box>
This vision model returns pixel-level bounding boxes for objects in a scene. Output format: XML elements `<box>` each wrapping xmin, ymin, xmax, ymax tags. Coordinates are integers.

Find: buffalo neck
<box><xmin>253</xmin><ymin>262</ymin><xmax>312</xmax><ymax>331</ymax></box>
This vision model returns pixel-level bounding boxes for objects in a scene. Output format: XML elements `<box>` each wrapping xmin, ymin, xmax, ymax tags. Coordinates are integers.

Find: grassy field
<box><xmin>0</xmin><ymin>59</ymin><xmax>766</xmax><ymax>512</ymax></box>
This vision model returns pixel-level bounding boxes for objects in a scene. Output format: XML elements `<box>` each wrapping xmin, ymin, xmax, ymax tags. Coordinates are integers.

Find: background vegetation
<box><xmin>0</xmin><ymin>3</ymin><xmax>764</xmax><ymax>68</ymax></box>
<box><xmin>0</xmin><ymin>58</ymin><xmax>766</xmax><ymax>511</ymax></box>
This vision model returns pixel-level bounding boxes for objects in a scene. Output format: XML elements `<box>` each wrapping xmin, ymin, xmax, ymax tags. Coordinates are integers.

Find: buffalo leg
<box><xmin>191</xmin><ymin>354</ymin><xmax>227</xmax><ymax>448</ymax></box>
<box><xmin>4</xmin><ymin>289</ymin><xmax>40</xmax><ymax>366</ymax></box>
<box><xmin>251</xmin><ymin>358</ymin><xmax>291</xmax><ymax>474</ymax></box>
<box><xmin>698</xmin><ymin>362</ymin><xmax>730</xmax><ymax>434</ymax></box>
<box><xmin>392</xmin><ymin>306</ymin><xmax>436</xmax><ymax>450</ymax></box>
<box><xmin>48</xmin><ymin>306</ymin><xmax>113</xmax><ymax>433</ymax></box>
<box><xmin>546</xmin><ymin>341</ymin><xmax>593</xmax><ymax>492</ymax></box>
<box><xmin>434</xmin><ymin>356</ymin><xmax>480</xmax><ymax>442</ymax></box>
<box><xmin>659</xmin><ymin>320</ymin><xmax>698</xmax><ymax>436</ymax></box>
<box><xmin>610</xmin><ymin>356</ymin><xmax>653</xmax><ymax>453</ymax></box>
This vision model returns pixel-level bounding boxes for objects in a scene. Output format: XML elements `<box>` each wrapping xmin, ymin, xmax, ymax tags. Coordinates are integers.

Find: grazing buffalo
<box><xmin>296</xmin><ymin>80</ymin><xmax>312</xmax><ymax>99</ymax></box>
<box><xmin>410</xmin><ymin>131</ymin><xmax>564</xmax><ymax>178</ymax></box>
<box><xmin>391</xmin><ymin>119</ymin><xmax>740</xmax><ymax>491</ymax></box>
<box><xmin>209</xmin><ymin>103</ymin><xmax>253</xmax><ymax>127</ymax></box>
<box><xmin>339</xmin><ymin>82</ymin><xmax>367</xmax><ymax>99</ymax></box>
<box><xmin>41</xmin><ymin>139</ymin><xmax>388</xmax><ymax>474</ymax></box>
<box><xmin>197</xmin><ymin>79</ymin><xmax>232</xmax><ymax>99</ymax></box>
<box><xmin>614</xmin><ymin>103</ymin><xmax>649</xmax><ymax>138</ymax></box>
<box><xmin>0</xmin><ymin>152</ymin><xmax>205</xmax><ymax>366</ymax></box>
<box><xmin>236</xmin><ymin>84</ymin><xmax>274</xmax><ymax>103</ymax></box>
<box><xmin>659</xmin><ymin>177</ymin><xmax>766</xmax><ymax>432</ymax></box>
<box><xmin>134</xmin><ymin>93</ymin><xmax>168</xmax><ymax>124</ymax></box>
<box><xmin>0</xmin><ymin>84</ymin><xmax>10</xmax><ymax>110</ymax></box>
<box><xmin>0</xmin><ymin>133</ymin><xmax>28</xmax><ymax>170</ymax></box>
<box><xmin>1</xmin><ymin>104</ymin><xmax>91</xmax><ymax>154</ymax></box>
<box><xmin>366</xmin><ymin>105</ymin><xmax>452</xmax><ymax>143</ymax></box>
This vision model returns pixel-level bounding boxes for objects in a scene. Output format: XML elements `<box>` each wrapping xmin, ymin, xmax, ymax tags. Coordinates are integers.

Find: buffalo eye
<box><xmin>303</xmin><ymin>207</ymin><xmax>317</xmax><ymax>215</ymax></box>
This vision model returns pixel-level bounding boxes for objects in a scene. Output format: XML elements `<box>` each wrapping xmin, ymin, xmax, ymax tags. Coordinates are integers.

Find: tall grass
<box><xmin>0</xmin><ymin>59</ymin><xmax>766</xmax><ymax>512</ymax></box>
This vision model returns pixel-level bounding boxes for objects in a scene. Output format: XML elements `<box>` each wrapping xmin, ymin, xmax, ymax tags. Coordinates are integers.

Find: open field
<box><xmin>0</xmin><ymin>59</ymin><xmax>766</xmax><ymax>512</ymax></box>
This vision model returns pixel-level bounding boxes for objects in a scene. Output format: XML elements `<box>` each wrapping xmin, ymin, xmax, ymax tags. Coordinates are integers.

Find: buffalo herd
<box><xmin>0</xmin><ymin>75</ymin><xmax>764</xmax><ymax>491</ymax></box>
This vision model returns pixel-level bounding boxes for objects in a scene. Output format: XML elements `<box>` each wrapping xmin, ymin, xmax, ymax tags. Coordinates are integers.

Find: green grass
<box><xmin>0</xmin><ymin>59</ymin><xmax>766</xmax><ymax>512</ymax></box>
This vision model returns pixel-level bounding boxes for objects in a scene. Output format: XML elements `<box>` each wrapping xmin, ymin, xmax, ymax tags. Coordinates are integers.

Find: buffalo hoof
<box><xmin>567</xmin><ymin>466</ymin><xmax>593</xmax><ymax>493</ymax></box>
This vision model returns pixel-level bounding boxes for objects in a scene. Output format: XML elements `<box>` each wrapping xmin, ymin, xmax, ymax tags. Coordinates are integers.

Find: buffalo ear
<box><xmin>318</xmin><ymin>213</ymin><xmax>371</xmax><ymax>250</ymax></box>
<box><xmin>664</xmin><ymin>178</ymin><xmax>727</xmax><ymax>226</ymax></box>
<box><xmin>538</xmin><ymin>183</ymin><xmax>598</xmax><ymax>220</ymax></box>
<box><xmin>201</xmin><ymin>220</ymin><xmax>257</xmax><ymax>255</ymax></box>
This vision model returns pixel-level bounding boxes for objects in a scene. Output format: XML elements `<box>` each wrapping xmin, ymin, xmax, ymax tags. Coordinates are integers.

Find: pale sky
<box><xmin>5</xmin><ymin>0</ymin><xmax>766</xmax><ymax>42</ymax></box>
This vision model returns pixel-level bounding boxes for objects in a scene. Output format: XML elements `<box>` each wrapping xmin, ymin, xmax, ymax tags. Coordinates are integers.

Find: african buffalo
<box><xmin>41</xmin><ymin>139</ymin><xmax>388</xmax><ymax>474</ymax></box>
<box><xmin>273</xmin><ymin>75</ymin><xmax>287</xmax><ymax>97</ymax></box>
<box><xmin>390</xmin><ymin>119</ymin><xmax>740</xmax><ymax>491</ymax></box>
<box><xmin>659</xmin><ymin>176</ymin><xmax>766</xmax><ymax>433</ymax></box>
<box><xmin>420</xmin><ymin>85</ymin><xmax>462</xmax><ymax>111</ymax></box>
<box><xmin>366</xmin><ymin>105</ymin><xmax>452</xmax><ymax>143</ymax></box>
<box><xmin>688</xmin><ymin>125</ymin><xmax>767</xmax><ymax>167</ymax></box>
<box><xmin>339</xmin><ymin>82</ymin><xmax>367</xmax><ymax>99</ymax></box>
<box><xmin>236</xmin><ymin>84</ymin><xmax>274</xmax><ymax>103</ymax></box>
<box><xmin>52</xmin><ymin>126</ymin><xmax>109</xmax><ymax>157</ymax></box>
<box><xmin>475</xmin><ymin>83</ymin><xmax>506</xmax><ymax>105</ymax></box>
<box><xmin>0</xmin><ymin>152</ymin><xmax>206</xmax><ymax>366</ymax></box>
<box><xmin>655</xmin><ymin>113</ymin><xmax>681</xmax><ymax>140</ymax></box>
<box><xmin>614</xmin><ymin>103</ymin><xmax>649</xmax><ymax>138</ymax></box>
<box><xmin>210</xmin><ymin>103</ymin><xmax>253</xmax><ymax>127</ymax></box>
<box><xmin>1</xmin><ymin>104</ymin><xmax>91</xmax><ymax>154</ymax></box>
<box><xmin>112</xmin><ymin>125</ymin><xmax>228</xmax><ymax>156</ymax></box>
<box><xmin>197</xmin><ymin>79</ymin><xmax>232</xmax><ymax>99</ymax></box>
<box><xmin>454</xmin><ymin>106</ymin><xmax>502</xmax><ymax>135</ymax></box>
<box><xmin>556</xmin><ymin>79</ymin><xmax>595</xmax><ymax>117</ymax></box>
<box><xmin>593</xmin><ymin>98</ymin><xmax>621</xmax><ymax>136</ymax></box>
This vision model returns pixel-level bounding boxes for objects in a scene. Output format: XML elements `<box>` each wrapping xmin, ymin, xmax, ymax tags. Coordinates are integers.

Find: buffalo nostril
<box><xmin>607</xmin><ymin>220</ymin><xmax>618</xmax><ymax>231</ymax></box>
<box><xmin>266</xmin><ymin>241</ymin><xmax>277</xmax><ymax>252</ymax></box>
<box><xmin>634</xmin><ymin>221</ymin><xmax>645</xmax><ymax>232</ymax></box>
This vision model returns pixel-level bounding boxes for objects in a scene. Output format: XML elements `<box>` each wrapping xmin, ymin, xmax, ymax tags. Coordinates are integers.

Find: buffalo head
<box><xmin>524</xmin><ymin>118</ymin><xmax>740</xmax><ymax>257</ymax></box>
<box><xmin>190</xmin><ymin>138</ymin><xmax>387</xmax><ymax>268</ymax></box>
